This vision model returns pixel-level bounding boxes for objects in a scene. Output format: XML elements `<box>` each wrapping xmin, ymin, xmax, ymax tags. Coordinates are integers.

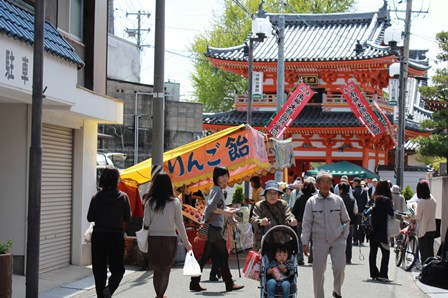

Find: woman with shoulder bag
<box><xmin>368</xmin><ymin>180</ymin><xmax>395</xmax><ymax>282</ymax></box>
<box><xmin>190</xmin><ymin>166</ymin><xmax>244</xmax><ymax>292</ymax></box>
<box><xmin>143</xmin><ymin>173</ymin><xmax>193</xmax><ymax>298</ymax></box>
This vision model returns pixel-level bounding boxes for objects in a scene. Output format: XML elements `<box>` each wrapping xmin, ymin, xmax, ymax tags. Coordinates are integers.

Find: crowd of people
<box><xmin>87</xmin><ymin>167</ymin><xmax>438</xmax><ymax>298</ymax></box>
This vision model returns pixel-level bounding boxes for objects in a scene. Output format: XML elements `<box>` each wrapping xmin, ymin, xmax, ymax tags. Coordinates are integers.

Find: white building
<box><xmin>0</xmin><ymin>0</ymin><xmax>122</xmax><ymax>274</ymax></box>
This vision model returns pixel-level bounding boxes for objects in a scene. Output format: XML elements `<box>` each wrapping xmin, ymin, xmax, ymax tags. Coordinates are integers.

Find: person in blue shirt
<box><xmin>266</xmin><ymin>245</ymin><xmax>295</xmax><ymax>298</ymax></box>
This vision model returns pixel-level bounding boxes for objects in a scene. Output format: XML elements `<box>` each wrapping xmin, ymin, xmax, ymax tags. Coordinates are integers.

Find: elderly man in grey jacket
<box><xmin>301</xmin><ymin>171</ymin><xmax>350</xmax><ymax>298</ymax></box>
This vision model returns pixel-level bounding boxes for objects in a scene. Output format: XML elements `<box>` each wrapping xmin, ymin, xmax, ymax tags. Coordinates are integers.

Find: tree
<box><xmin>190</xmin><ymin>0</ymin><xmax>355</xmax><ymax>112</ymax></box>
<box><xmin>402</xmin><ymin>185</ymin><xmax>413</xmax><ymax>201</ymax></box>
<box><xmin>416</xmin><ymin>31</ymin><xmax>448</xmax><ymax>163</ymax></box>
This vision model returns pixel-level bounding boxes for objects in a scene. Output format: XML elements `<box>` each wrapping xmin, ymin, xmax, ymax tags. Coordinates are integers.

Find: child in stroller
<box><xmin>260</xmin><ymin>225</ymin><xmax>299</xmax><ymax>298</ymax></box>
<box><xmin>266</xmin><ymin>245</ymin><xmax>295</xmax><ymax>298</ymax></box>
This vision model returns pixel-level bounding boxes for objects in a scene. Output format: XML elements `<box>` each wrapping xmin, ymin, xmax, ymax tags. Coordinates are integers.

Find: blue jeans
<box><xmin>267</xmin><ymin>278</ymin><xmax>291</xmax><ymax>298</ymax></box>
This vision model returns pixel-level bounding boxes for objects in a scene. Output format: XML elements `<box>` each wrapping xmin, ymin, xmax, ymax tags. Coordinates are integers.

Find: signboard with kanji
<box><xmin>389</xmin><ymin>78</ymin><xmax>399</xmax><ymax>106</ymax></box>
<box><xmin>340</xmin><ymin>80</ymin><xmax>386</xmax><ymax>137</ymax></box>
<box><xmin>265</xmin><ymin>82</ymin><xmax>315</xmax><ymax>139</ymax></box>
<box><xmin>252</xmin><ymin>72</ymin><xmax>263</xmax><ymax>99</ymax></box>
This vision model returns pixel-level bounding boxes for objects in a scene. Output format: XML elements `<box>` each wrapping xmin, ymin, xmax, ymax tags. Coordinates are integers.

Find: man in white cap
<box><xmin>333</xmin><ymin>175</ymin><xmax>353</xmax><ymax>197</ymax></box>
<box><xmin>368</xmin><ymin>178</ymin><xmax>378</xmax><ymax>197</ymax></box>
<box><xmin>290</xmin><ymin>178</ymin><xmax>303</xmax><ymax>209</ymax></box>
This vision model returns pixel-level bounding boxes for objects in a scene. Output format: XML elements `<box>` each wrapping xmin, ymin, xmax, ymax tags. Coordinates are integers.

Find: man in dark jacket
<box><xmin>352</xmin><ymin>177</ymin><xmax>369</xmax><ymax>246</ymax></box>
<box><xmin>339</xmin><ymin>183</ymin><xmax>358</xmax><ymax>264</ymax></box>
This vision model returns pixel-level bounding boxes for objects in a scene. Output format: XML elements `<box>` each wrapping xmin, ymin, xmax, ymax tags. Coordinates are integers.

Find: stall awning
<box><xmin>120</xmin><ymin>125</ymin><xmax>271</xmax><ymax>192</ymax></box>
<box><xmin>305</xmin><ymin>161</ymin><xmax>380</xmax><ymax>179</ymax></box>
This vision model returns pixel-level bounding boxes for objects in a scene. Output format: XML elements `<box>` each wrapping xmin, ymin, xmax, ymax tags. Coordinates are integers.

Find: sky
<box><xmin>113</xmin><ymin>0</ymin><xmax>447</xmax><ymax>100</ymax></box>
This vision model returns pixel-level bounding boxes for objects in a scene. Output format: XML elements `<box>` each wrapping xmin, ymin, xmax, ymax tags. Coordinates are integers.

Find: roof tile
<box><xmin>0</xmin><ymin>0</ymin><xmax>84</xmax><ymax>67</ymax></box>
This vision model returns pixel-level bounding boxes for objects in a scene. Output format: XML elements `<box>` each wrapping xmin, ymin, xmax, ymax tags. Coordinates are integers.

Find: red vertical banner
<box><xmin>372</xmin><ymin>100</ymin><xmax>397</xmax><ymax>146</ymax></box>
<box><xmin>340</xmin><ymin>80</ymin><xmax>386</xmax><ymax>137</ymax></box>
<box><xmin>266</xmin><ymin>82</ymin><xmax>315</xmax><ymax>138</ymax></box>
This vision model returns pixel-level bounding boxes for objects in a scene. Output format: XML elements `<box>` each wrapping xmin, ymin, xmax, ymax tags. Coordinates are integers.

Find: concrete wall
<box><xmin>0</xmin><ymin>104</ymin><xmax>29</xmax><ymax>273</ymax></box>
<box><xmin>103</xmin><ymin>79</ymin><xmax>203</xmax><ymax>168</ymax></box>
<box><xmin>377</xmin><ymin>170</ymin><xmax>428</xmax><ymax>192</ymax></box>
<box><xmin>72</xmin><ymin>120</ymin><xmax>98</xmax><ymax>266</ymax></box>
<box><xmin>430</xmin><ymin>176</ymin><xmax>448</xmax><ymax>251</ymax></box>
<box><xmin>107</xmin><ymin>35</ymin><xmax>141</xmax><ymax>83</ymax></box>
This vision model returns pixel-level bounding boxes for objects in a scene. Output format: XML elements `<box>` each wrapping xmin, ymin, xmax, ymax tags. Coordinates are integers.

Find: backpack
<box><xmin>418</xmin><ymin>228</ymin><xmax>448</xmax><ymax>289</ymax></box>
<box><xmin>360</xmin><ymin>202</ymin><xmax>375</xmax><ymax>235</ymax></box>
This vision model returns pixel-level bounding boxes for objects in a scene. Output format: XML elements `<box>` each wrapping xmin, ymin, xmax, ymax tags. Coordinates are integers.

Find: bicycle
<box><xmin>394</xmin><ymin>212</ymin><xmax>419</xmax><ymax>271</ymax></box>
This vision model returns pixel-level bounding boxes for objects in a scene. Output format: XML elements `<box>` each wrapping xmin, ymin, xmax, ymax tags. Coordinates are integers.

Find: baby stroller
<box><xmin>259</xmin><ymin>225</ymin><xmax>299</xmax><ymax>298</ymax></box>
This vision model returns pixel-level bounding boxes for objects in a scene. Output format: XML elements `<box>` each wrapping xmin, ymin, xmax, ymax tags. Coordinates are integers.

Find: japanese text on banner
<box><xmin>340</xmin><ymin>80</ymin><xmax>386</xmax><ymax>137</ymax></box>
<box><xmin>165</xmin><ymin>128</ymin><xmax>267</xmax><ymax>181</ymax></box>
<box><xmin>266</xmin><ymin>82</ymin><xmax>315</xmax><ymax>139</ymax></box>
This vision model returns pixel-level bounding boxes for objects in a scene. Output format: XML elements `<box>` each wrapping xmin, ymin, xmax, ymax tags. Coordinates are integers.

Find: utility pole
<box><xmin>396</xmin><ymin>0</ymin><xmax>412</xmax><ymax>188</ymax></box>
<box><xmin>152</xmin><ymin>0</ymin><xmax>165</xmax><ymax>178</ymax></box>
<box><xmin>126</xmin><ymin>10</ymin><xmax>151</xmax><ymax>49</ymax></box>
<box><xmin>274</xmin><ymin>6</ymin><xmax>285</xmax><ymax>183</ymax></box>
<box><xmin>26</xmin><ymin>0</ymin><xmax>45</xmax><ymax>296</ymax></box>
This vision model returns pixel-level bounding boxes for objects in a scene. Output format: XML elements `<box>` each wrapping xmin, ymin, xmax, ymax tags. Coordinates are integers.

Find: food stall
<box><xmin>119</xmin><ymin>125</ymin><xmax>272</xmax><ymax>259</ymax></box>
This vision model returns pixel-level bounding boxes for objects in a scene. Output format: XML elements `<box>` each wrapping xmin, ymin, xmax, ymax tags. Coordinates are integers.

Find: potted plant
<box><xmin>0</xmin><ymin>240</ymin><xmax>13</xmax><ymax>298</ymax></box>
<box><xmin>232</xmin><ymin>185</ymin><xmax>245</xmax><ymax>207</ymax></box>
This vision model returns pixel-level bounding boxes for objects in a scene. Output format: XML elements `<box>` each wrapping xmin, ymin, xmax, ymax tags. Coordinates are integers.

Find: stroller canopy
<box><xmin>260</xmin><ymin>225</ymin><xmax>299</xmax><ymax>256</ymax></box>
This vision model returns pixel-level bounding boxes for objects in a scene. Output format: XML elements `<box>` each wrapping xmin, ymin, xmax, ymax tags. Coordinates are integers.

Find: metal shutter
<box><xmin>40</xmin><ymin>125</ymin><xmax>73</xmax><ymax>273</ymax></box>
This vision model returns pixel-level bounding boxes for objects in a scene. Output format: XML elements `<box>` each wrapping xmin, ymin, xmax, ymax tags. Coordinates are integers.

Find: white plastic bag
<box><xmin>83</xmin><ymin>222</ymin><xmax>94</xmax><ymax>243</ymax></box>
<box><xmin>183</xmin><ymin>251</ymin><xmax>202</xmax><ymax>277</ymax></box>
<box><xmin>387</xmin><ymin>216</ymin><xmax>401</xmax><ymax>238</ymax></box>
<box><xmin>136</xmin><ymin>228</ymin><xmax>148</xmax><ymax>253</ymax></box>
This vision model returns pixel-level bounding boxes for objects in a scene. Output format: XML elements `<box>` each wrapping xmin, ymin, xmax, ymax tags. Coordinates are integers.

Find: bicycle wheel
<box><xmin>395</xmin><ymin>244</ymin><xmax>403</xmax><ymax>267</ymax></box>
<box><xmin>403</xmin><ymin>236</ymin><xmax>418</xmax><ymax>271</ymax></box>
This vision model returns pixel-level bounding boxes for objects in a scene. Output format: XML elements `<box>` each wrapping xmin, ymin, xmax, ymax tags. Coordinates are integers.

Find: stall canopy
<box><xmin>120</xmin><ymin>124</ymin><xmax>272</xmax><ymax>192</ymax></box>
<box><xmin>305</xmin><ymin>161</ymin><xmax>380</xmax><ymax>179</ymax></box>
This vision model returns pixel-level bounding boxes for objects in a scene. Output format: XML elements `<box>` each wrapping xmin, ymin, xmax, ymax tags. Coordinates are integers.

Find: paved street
<box><xmin>64</xmin><ymin>245</ymin><xmax>438</xmax><ymax>298</ymax></box>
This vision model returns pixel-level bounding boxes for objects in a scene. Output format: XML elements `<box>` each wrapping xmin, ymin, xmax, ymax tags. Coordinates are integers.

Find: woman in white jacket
<box><xmin>415</xmin><ymin>180</ymin><xmax>437</xmax><ymax>264</ymax></box>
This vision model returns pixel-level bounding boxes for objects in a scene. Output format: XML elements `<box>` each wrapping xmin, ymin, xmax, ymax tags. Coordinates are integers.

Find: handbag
<box><xmin>83</xmin><ymin>222</ymin><xmax>94</xmax><ymax>243</ymax></box>
<box><xmin>183</xmin><ymin>250</ymin><xmax>202</xmax><ymax>277</ymax></box>
<box><xmin>136</xmin><ymin>227</ymin><xmax>148</xmax><ymax>253</ymax></box>
<box><xmin>418</xmin><ymin>227</ymin><xmax>448</xmax><ymax>289</ymax></box>
<box><xmin>196</xmin><ymin>212</ymin><xmax>217</xmax><ymax>242</ymax></box>
<box><xmin>387</xmin><ymin>215</ymin><xmax>401</xmax><ymax>238</ymax></box>
<box><xmin>196</xmin><ymin>222</ymin><xmax>210</xmax><ymax>241</ymax></box>
<box><xmin>242</xmin><ymin>250</ymin><xmax>261</xmax><ymax>281</ymax></box>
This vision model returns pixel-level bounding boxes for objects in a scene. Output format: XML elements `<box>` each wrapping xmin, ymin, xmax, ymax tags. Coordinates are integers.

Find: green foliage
<box><xmin>415</xmin><ymin>153</ymin><xmax>447</xmax><ymax>174</ymax></box>
<box><xmin>402</xmin><ymin>185</ymin><xmax>414</xmax><ymax>201</ymax></box>
<box><xmin>0</xmin><ymin>240</ymin><xmax>12</xmax><ymax>254</ymax></box>
<box><xmin>190</xmin><ymin>0</ymin><xmax>355</xmax><ymax>112</ymax></box>
<box><xmin>232</xmin><ymin>185</ymin><xmax>245</xmax><ymax>205</ymax></box>
<box><xmin>417</xmin><ymin>31</ymin><xmax>448</xmax><ymax>161</ymax></box>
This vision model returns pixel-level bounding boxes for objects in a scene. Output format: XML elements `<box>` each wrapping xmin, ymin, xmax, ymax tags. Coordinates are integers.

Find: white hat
<box><xmin>391</xmin><ymin>185</ymin><xmax>401</xmax><ymax>194</ymax></box>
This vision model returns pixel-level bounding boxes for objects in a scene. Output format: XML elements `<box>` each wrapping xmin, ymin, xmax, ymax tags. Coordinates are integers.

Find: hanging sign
<box><xmin>372</xmin><ymin>101</ymin><xmax>397</xmax><ymax>146</ymax></box>
<box><xmin>265</xmin><ymin>82</ymin><xmax>315</xmax><ymax>139</ymax></box>
<box><xmin>340</xmin><ymin>80</ymin><xmax>386</xmax><ymax>137</ymax></box>
<box><xmin>300</xmin><ymin>75</ymin><xmax>319</xmax><ymax>86</ymax></box>
<box><xmin>252</xmin><ymin>72</ymin><xmax>263</xmax><ymax>99</ymax></box>
<box><xmin>389</xmin><ymin>78</ymin><xmax>399</xmax><ymax>106</ymax></box>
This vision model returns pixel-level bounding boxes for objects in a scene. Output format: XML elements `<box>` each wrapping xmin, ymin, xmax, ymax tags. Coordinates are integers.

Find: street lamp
<box><xmin>245</xmin><ymin>16</ymin><xmax>271</xmax><ymax>199</ymax></box>
<box><xmin>385</xmin><ymin>24</ymin><xmax>409</xmax><ymax>188</ymax></box>
<box><xmin>246</xmin><ymin>16</ymin><xmax>271</xmax><ymax>126</ymax></box>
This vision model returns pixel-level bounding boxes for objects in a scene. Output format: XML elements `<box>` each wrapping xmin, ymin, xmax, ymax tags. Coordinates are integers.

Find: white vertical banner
<box><xmin>252</xmin><ymin>71</ymin><xmax>263</xmax><ymax>99</ymax></box>
<box><xmin>389</xmin><ymin>78</ymin><xmax>399</xmax><ymax>106</ymax></box>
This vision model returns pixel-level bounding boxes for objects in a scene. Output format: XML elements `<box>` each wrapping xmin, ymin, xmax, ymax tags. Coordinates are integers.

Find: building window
<box><xmin>58</xmin><ymin>0</ymin><xmax>83</xmax><ymax>39</ymax></box>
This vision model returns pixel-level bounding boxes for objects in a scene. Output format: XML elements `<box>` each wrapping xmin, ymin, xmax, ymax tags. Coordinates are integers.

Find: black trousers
<box><xmin>198</xmin><ymin>228</ymin><xmax>229</xmax><ymax>273</ymax></box>
<box><xmin>369</xmin><ymin>238</ymin><xmax>390</xmax><ymax>279</ymax></box>
<box><xmin>91</xmin><ymin>231</ymin><xmax>125</xmax><ymax>298</ymax></box>
<box><xmin>419</xmin><ymin>231</ymin><xmax>435</xmax><ymax>264</ymax></box>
